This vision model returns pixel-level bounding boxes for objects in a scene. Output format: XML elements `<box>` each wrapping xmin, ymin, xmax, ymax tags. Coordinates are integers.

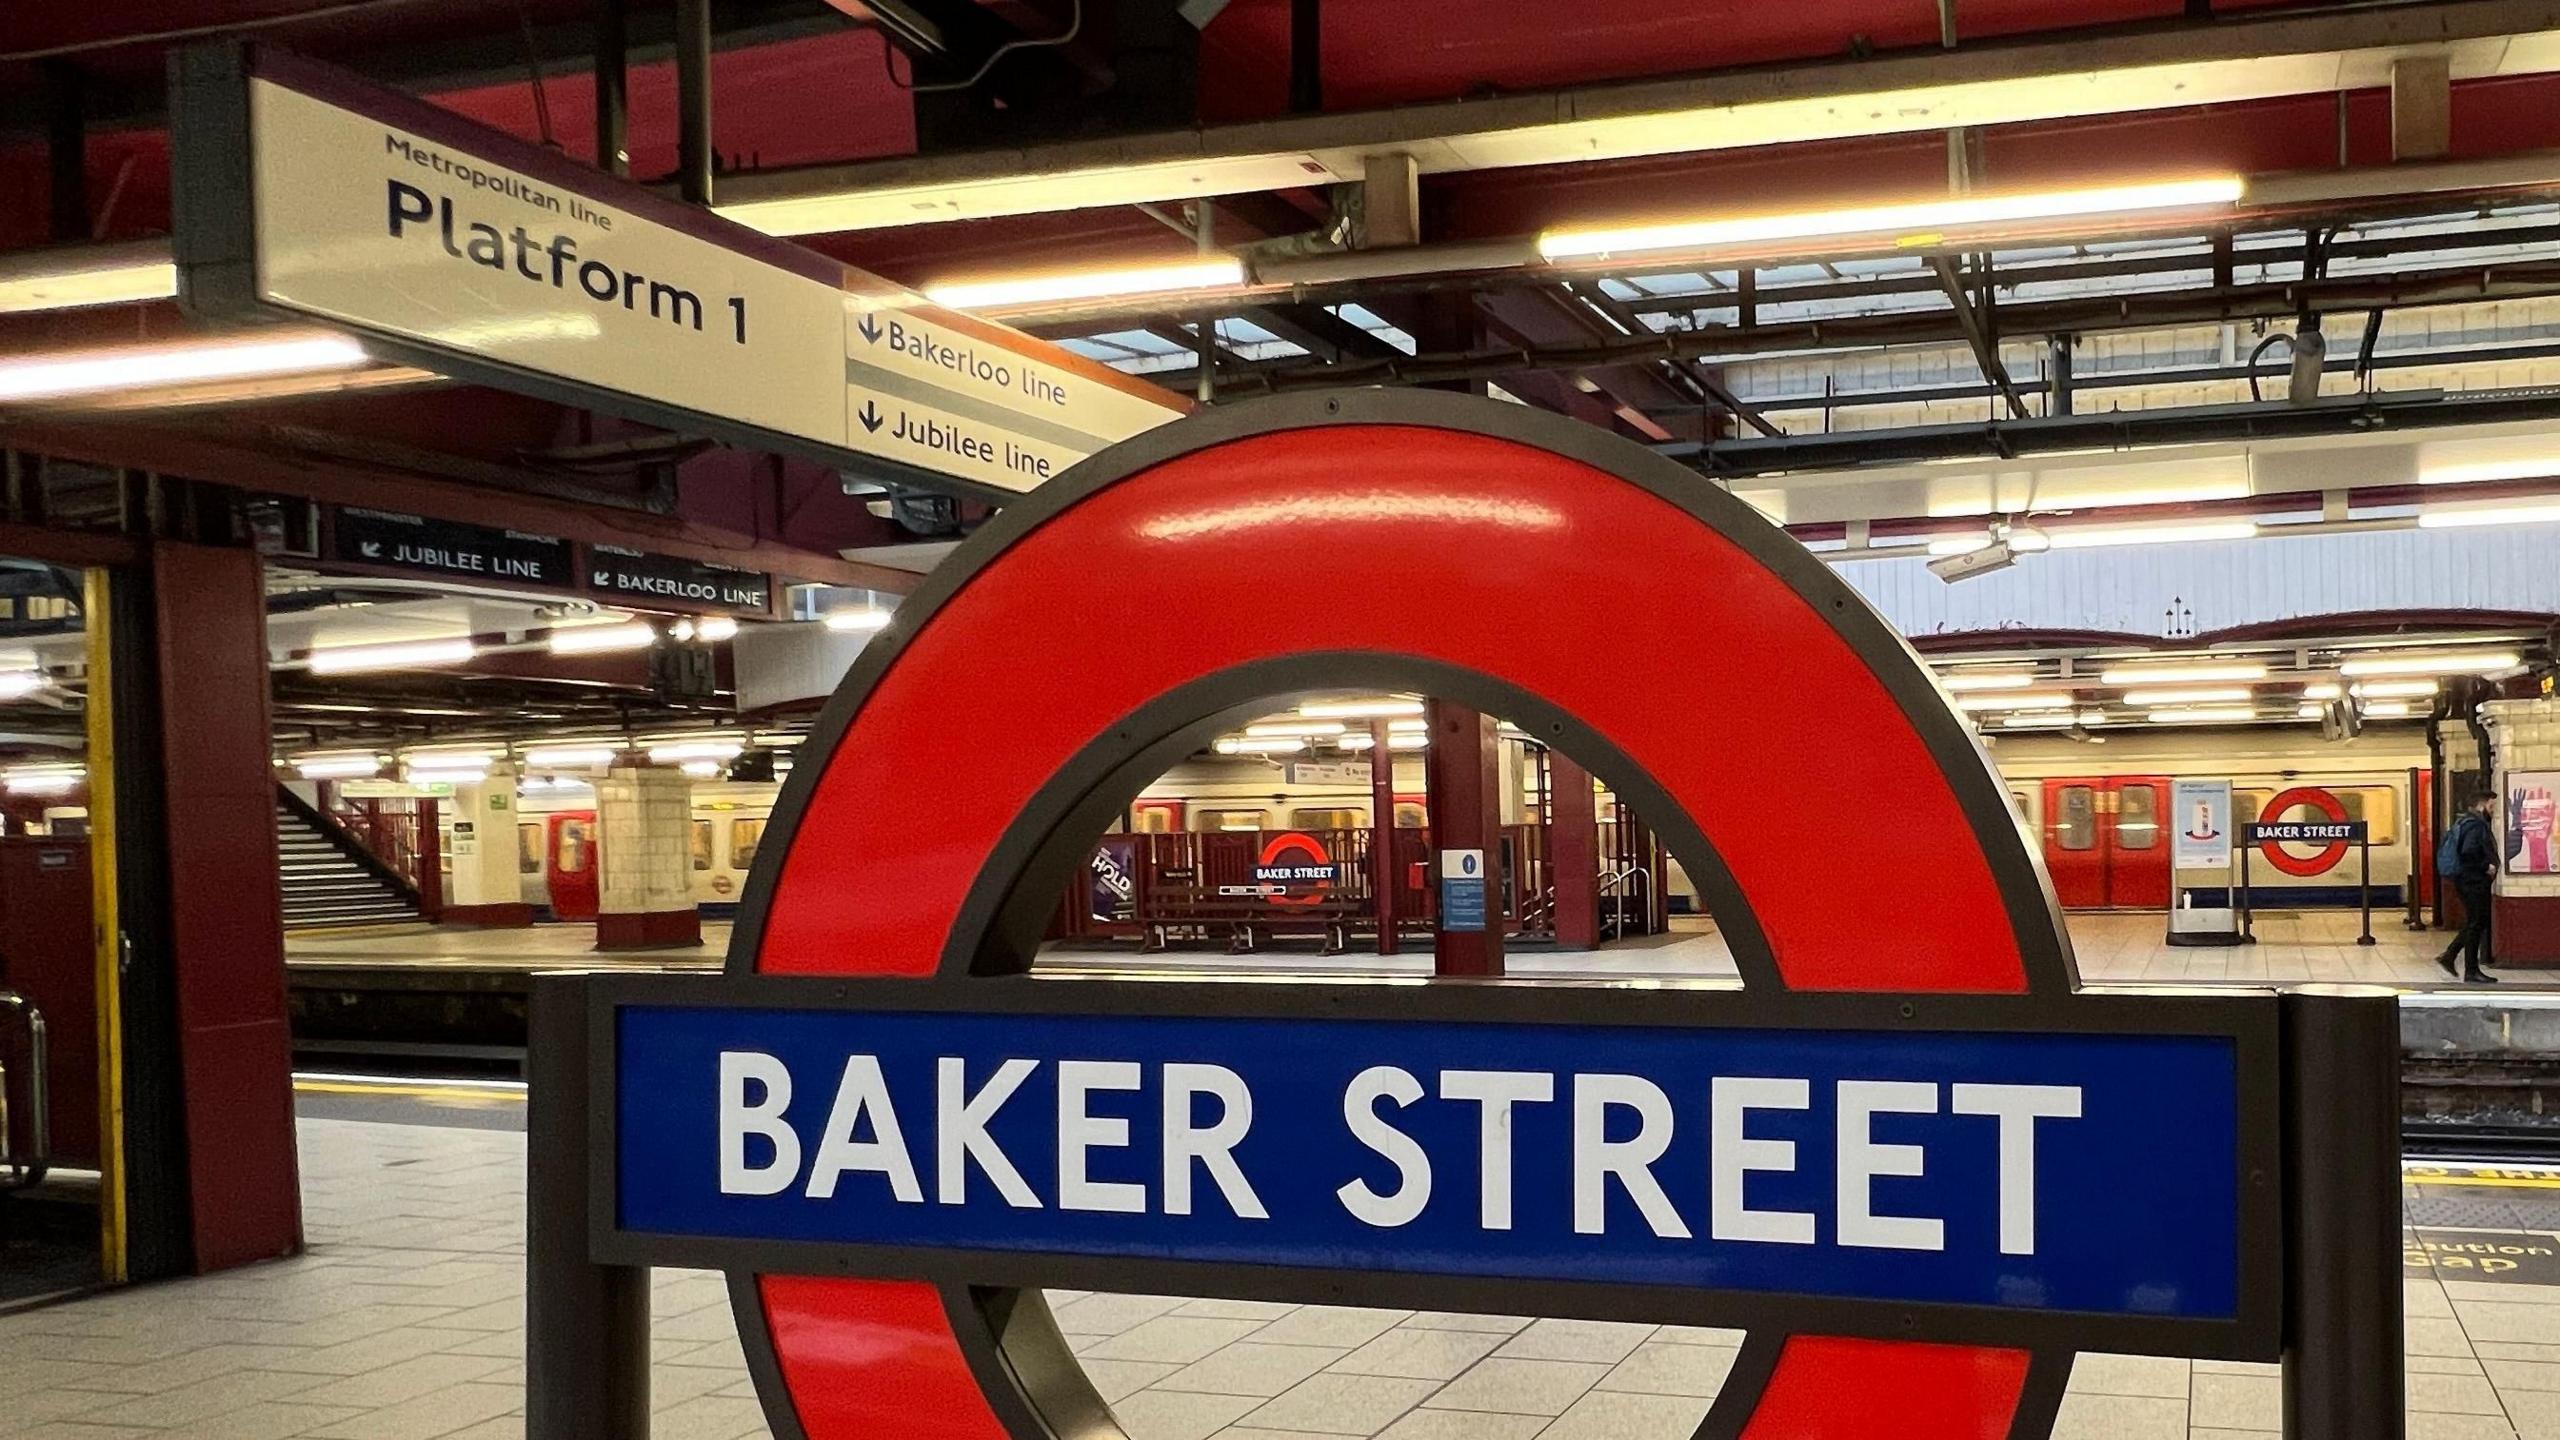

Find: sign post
<box><xmin>2245</xmin><ymin>819</ymin><xmax>2375</xmax><ymax>945</ymax></box>
<box><xmin>520</xmin><ymin>392</ymin><xmax>2402</xmax><ymax>1440</ymax></box>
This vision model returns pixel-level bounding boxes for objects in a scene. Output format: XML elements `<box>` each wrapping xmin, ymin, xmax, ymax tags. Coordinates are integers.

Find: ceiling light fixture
<box><xmin>307</xmin><ymin>637</ymin><xmax>478</xmax><ymax>675</ymax></box>
<box><xmin>2336</xmin><ymin>650</ymin><xmax>2521</xmax><ymax>677</ymax></box>
<box><xmin>2300</xmin><ymin>683</ymin><xmax>2342</xmax><ymax>700</ymax></box>
<box><xmin>1245</xmin><ymin>720</ymin><xmax>1347</xmax><ymax>737</ymax></box>
<box><xmin>2038</xmin><ymin>520</ymin><xmax>2260</xmax><ymax>550</ymax></box>
<box><xmin>0</xmin><ymin>332</ymin><xmax>368</xmax><ymax>403</ymax></box>
<box><xmin>2361</xmin><ymin>700</ymin><xmax>2416</xmax><ymax>718</ymax></box>
<box><xmin>2146</xmin><ymin>706</ymin><xmax>2259</xmax><ymax>724</ymax></box>
<box><xmin>824</xmin><ymin>608</ymin><xmax>894</xmax><ymax>633</ymax></box>
<box><xmin>694</xmin><ymin>616</ymin><xmax>741</xmax><ymax>642</ymax></box>
<box><xmin>2349</xmin><ymin>679</ymin><xmax>2440</xmax><ymax>699</ymax></box>
<box><xmin>649</xmin><ymin>739</ymin><xmax>745</xmax><ymax>764</ymax></box>
<box><xmin>1537</xmin><ymin>177</ymin><xmax>2244</xmax><ymax>260</ymax></box>
<box><xmin>1938</xmin><ymin>670</ymin><xmax>2036</xmax><ymax>691</ymax></box>
<box><xmin>547</xmin><ymin>622</ymin><xmax>658</xmax><ymax>655</ymax></box>
<box><xmin>5</xmin><ymin>767</ymin><xmax>84</xmax><ymax>796</ymax></box>
<box><xmin>292</xmin><ymin>755</ymin><xmax>383</xmax><ymax>780</ymax></box>
<box><xmin>2416</xmin><ymin>498</ymin><xmax>2560</xmax><ymax>529</ymax></box>
<box><xmin>1297</xmin><ymin>699</ymin><xmax>1426</xmax><ymax>718</ymax></box>
<box><xmin>2119</xmin><ymin>687</ymin><xmax>2252</xmax><ymax>707</ymax></box>
<box><xmin>0</xmin><ymin>670</ymin><xmax>47</xmax><ymax>699</ymax></box>
<box><xmin>923</xmin><ymin>257</ymin><xmax>1247</xmax><ymax>311</ymax></box>
<box><xmin>1214</xmin><ymin>737</ymin><xmax>1306</xmax><ymax>755</ymax></box>
<box><xmin>0</xmin><ymin>244</ymin><xmax>178</xmax><ymax>314</ymax></box>
<box><xmin>2097</xmin><ymin>661</ymin><xmax>2269</xmax><ymax>685</ymax></box>
<box><xmin>1954</xmin><ymin>690</ymin><xmax>2077</xmax><ymax>711</ymax></box>
<box><xmin>521</xmin><ymin>746</ymin><xmax>621</xmax><ymax>768</ymax></box>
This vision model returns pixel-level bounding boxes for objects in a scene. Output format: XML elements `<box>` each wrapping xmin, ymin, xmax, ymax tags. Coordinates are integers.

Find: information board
<box><xmin>1440</xmin><ymin>848</ymin><xmax>1488</xmax><ymax>932</ymax></box>
<box><xmin>2172</xmin><ymin>779</ymin><xmax>2232</xmax><ymax>869</ymax></box>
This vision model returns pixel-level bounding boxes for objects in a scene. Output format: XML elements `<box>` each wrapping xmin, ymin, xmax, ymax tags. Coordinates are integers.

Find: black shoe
<box><xmin>2467</xmin><ymin>969</ymin><xmax>2499</xmax><ymax>984</ymax></box>
<box><xmin>2437</xmin><ymin>950</ymin><xmax>2461</xmax><ymax>979</ymax></box>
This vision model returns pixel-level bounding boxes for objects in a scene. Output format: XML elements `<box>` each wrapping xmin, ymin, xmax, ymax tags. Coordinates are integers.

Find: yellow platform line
<box><xmin>294</xmin><ymin>1080</ymin><xmax>526</xmax><ymax>1103</ymax></box>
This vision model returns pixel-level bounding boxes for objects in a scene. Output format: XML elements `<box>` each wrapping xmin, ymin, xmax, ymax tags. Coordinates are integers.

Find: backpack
<box><xmin>2437</xmin><ymin>815</ymin><xmax>2475</xmax><ymax>879</ymax></box>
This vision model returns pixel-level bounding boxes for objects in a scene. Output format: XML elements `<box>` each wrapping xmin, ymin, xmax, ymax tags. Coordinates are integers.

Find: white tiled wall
<box><xmin>596</xmin><ymin>764</ymin><xmax>696</xmax><ymax>915</ymax></box>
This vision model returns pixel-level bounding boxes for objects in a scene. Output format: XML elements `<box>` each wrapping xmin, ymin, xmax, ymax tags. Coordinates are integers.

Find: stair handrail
<box><xmin>0</xmin><ymin>987</ymin><xmax>49</xmax><ymax>1192</ymax></box>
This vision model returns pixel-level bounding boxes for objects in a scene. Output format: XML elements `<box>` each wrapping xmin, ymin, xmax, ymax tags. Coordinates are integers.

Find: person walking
<box><xmin>2438</xmin><ymin>789</ymin><xmax>2502</xmax><ymax>983</ymax></box>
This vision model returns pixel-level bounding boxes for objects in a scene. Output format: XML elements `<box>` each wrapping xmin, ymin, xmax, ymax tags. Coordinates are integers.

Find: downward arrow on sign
<box><xmin>857</xmin><ymin>316</ymin><xmax>882</xmax><ymax>345</ymax></box>
<box><xmin>857</xmin><ymin>401</ymin><xmax>883</xmax><ymax>434</ymax></box>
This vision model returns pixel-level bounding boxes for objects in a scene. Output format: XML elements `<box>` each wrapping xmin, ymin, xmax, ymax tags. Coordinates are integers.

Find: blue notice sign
<box><xmin>613</xmin><ymin>1004</ymin><xmax>2245</xmax><ymax>1320</ymax></box>
<box><xmin>1440</xmin><ymin>849</ymin><xmax>1488</xmax><ymax>932</ymax></box>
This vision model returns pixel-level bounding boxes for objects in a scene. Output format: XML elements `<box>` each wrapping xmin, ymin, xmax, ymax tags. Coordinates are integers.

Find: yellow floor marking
<box><xmin>293</xmin><ymin>1080</ymin><xmax>525</xmax><ymax>1103</ymax></box>
<box><xmin>2404</xmin><ymin>1174</ymin><xmax>2560</xmax><ymax>1189</ymax></box>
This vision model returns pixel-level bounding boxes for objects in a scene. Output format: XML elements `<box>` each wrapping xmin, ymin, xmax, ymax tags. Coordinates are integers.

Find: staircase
<box><xmin>275</xmin><ymin>801</ymin><xmax>423</xmax><ymax>931</ymax></box>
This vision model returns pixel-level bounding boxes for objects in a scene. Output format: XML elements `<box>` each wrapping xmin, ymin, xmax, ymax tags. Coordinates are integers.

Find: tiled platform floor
<box><xmin>5</xmin><ymin>1115</ymin><xmax>2560</xmax><ymax>1439</ymax></box>
<box><xmin>285</xmin><ymin>909</ymin><xmax>2539</xmax><ymax>990</ymax></box>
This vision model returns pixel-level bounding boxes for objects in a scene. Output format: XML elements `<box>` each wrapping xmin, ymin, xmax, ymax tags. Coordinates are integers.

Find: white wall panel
<box><xmin>1840</xmin><ymin>525</ymin><xmax>2560</xmax><ymax>637</ymax></box>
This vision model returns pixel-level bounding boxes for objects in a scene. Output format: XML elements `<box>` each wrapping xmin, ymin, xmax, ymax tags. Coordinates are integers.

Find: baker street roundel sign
<box><xmin>583</xmin><ymin>391</ymin><xmax>2291</xmax><ymax>1440</ymax></box>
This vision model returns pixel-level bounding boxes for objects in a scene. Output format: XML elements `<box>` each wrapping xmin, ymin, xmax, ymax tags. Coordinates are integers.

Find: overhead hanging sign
<box><xmin>170</xmin><ymin>45</ymin><xmax>1187</xmax><ymax>502</ymax></box>
<box><xmin>584</xmin><ymin>545</ymin><xmax>771</xmax><ymax>615</ymax></box>
<box><xmin>329</xmin><ymin>506</ymin><xmax>572</xmax><ymax>589</ymax></box>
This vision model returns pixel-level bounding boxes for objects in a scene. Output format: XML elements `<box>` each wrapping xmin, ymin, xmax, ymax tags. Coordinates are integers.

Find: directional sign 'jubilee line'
<box><xmin>172</xmin><ymin>45</ymin><xmax>1187</xmax><ymax>501</ymax></box>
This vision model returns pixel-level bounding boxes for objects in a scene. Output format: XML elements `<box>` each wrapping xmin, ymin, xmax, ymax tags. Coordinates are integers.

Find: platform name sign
<box><xmin>170</xmin><ymin>45</ymin><xmax>1186</xmax><ymax>501</ymax></box>
<box><xmin>602</xmin><ymin>989</ymin><xmax>2253</xmax><ymax>1327</ymax></box>
<box><xmin>2245</xmin><ymin>821</ymin><xmax>2368</xmax><ymax>843</ymax></box>
<box><xmin>585</xmin><ymin>546</ymin><xmax>771</xmax><ymax>616</ymax></box>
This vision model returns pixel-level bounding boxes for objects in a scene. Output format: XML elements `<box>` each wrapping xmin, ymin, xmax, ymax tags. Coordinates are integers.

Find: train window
<box><xmin>1291</xmin><ymin>807</ymin><xmax>1363</xmax><ymax>830</ymax></box>
<box><xmin>691</xmin><ymin>820</ymin><xmax>714</xmax><ymax>871</ymax></box>
<box><xmin>2116</xmin><ymin>785</ymin><xmax>2159</xmax><ymax>850</ymax></box>
<box><xmin>1130</xmin><ymin>802</ymin><xmax>1183</xmax><ymax>834</ymax></box>
<box><xmin>1198</xmin><ymin>808</ymin><xmax>1266</xmax><ymax>833</ymax></box>
<box><xmin>731</xmin><ymin>818</ymin><xmax>767</xmax><ymax>869</ymax></box>
<box><xmin>2341</xmin><ymin>788</ymin><xmax>2398</xmax><ymax>843</ymax></box>
<box><xmin>518</xmin><ymin>824</ymin><xmax>541</xmax><ymax>874</ymax></box>
<box><xmin>556</xmin><ymin>818</ymin><xmax>593</xmax><ymax>874</ymax></box>
<box><xmin>2054</xmin><ymin>786</ymin><xmax>2096</xmax><ymax>850</ymax></box>
<box><xmin>2008</xmin><ymin>791</ymin><xmax>2031</xmax><ymax>823</ymax></box>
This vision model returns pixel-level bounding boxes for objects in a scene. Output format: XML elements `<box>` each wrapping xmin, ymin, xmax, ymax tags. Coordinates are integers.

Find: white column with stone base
<box><xmin>444</xmin><ymin>763</ymin><xmax>534</xmax><ymax>926</ymax></box>
<box><xmin>595</xmin><ymin>763</ymin><xmax>701</xmax><ymax>949</ymax></box>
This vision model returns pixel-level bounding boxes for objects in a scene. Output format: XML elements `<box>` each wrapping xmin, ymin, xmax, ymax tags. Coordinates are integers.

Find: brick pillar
<box><xmin>1550</xmin><ymin>751</ymin><xmax>1601</xmax><ymax>949</ymax></box>
<box><xmin>2482</xmin><ymin>698</ymin><xmax>2560</xmax><ymax>965</ymax></box>
<box><xmin>1423</xmin><ymin>697</ymin><xmax>1503</xmax><ymax>976</ymax></box>
<box><xmin>595</xmin><ymin>764</ymin><xmax>701</xmax><ymax>950</ymax></box>
<box><xmin>444</xmin><ymin>762</ymin><xmax>533</xmax><ymax>926</ymax></box>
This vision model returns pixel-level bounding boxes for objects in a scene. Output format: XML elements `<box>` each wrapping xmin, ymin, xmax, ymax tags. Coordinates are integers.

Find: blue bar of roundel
<box><xmin>613</xmin><ymin>1006</ymin><xmax>2241</xmax><ymax>1320</ymax></box>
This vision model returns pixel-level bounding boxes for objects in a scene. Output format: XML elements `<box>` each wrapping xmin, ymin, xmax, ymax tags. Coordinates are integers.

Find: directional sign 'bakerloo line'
<box><xmin>171</xmin><ymin>45</ymin><xmax>1186</xmax><ymax>501</ymax></box>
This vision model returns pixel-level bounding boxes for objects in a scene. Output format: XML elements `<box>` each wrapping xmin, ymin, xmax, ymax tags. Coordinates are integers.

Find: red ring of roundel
<box><xmin>734</xmin><ymin>402</ymin><xmax>2072</xmax><ymax>1440</ymax></box>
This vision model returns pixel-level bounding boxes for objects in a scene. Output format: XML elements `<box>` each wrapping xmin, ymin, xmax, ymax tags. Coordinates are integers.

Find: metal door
<box><xmin>2106</xmin><ymin>776</ymin><xmax>2171</xmax><ymax>909</ymax></box>
<box><xmin>546</xmin><ymin>811</ymin><xmax>600</xmax><ymax>920</ymax></box>
<box><xmin>2041</xmin><ymin>779</ymin><xmax>2107</xmax><ymax>908</ymax></box>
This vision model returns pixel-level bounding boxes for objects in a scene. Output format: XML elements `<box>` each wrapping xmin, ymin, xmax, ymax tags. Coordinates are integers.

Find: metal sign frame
<box><xmin>526</xmin><ymin>389</ymin><xmax>2403</xmax><ymax>1440</ymax></box>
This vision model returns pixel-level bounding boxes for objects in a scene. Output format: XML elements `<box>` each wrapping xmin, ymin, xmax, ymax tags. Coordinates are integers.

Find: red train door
<box><xmin>0</xmin><ymin>838</ymin><xmax>99</xmax><ymax>1166</ymax></box>
<box><xmin>547</xmin><ymin>811</ymin><xmax>599</xmax><ymax>920</ymax></box>
<box><xmin>2041</xmin><ymin>778</ymin><xmax>2107</xmax><ymax>908</ymax></box>
<box><xmin>2105</xmin><ymin>775</ymin><xmax>2171</xmax><ymax>909</ymax></box>
<box><xmin>2040</xmin><ymin>775</ymin><xmax>2172</xmax><ymax>908</ymax></box>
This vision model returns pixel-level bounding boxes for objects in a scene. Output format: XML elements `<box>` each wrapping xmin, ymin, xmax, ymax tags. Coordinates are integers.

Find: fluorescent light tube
<box><xmin>0</xmin><ymin>670</ymin><xmax>46</xmax><ymax>699</ymax></box>
<box><xmin>924</xmin><ymin>258</ymin><xmax>1246</xmax><ymax>311</ymax></box>
<box><xmin>2119</xmin><ymin>687</ymin><xmax>2251</xmax><ymax>706</ymax></box>
<box><xmin>1955</xmin><ymin>690</ymin><xmax>2076</xmax><ymax>711</ymax></box>
<box><xmin>1298</xmin><ymin>699</ymin><xmax>1425</xmax><ymax>718</ymax></box>
<box><xmin>2417</xmin><ymin>499</ymin><xmax>2560</xmax><ymax>529</ymax></box>
<box><xmin>1939</xmin><ymin>671</ymin><xmax>2036</xmax><ymax>691</ymax></box>
<box><xmin>2039</xmin><ymin>520</ymin><xmax>2259</xmax><ymax>550</ymax></box>
<box><xmin>521</xmin><ymin>747</ymin><xmax>621</xmax><ymax>768</ymax></box>
<box><xmin>2146</xmin><ymin>706</ymin><xmax>2258</xmax><ymax>723</ymax></box>
<box><xmin>293</xmin><ymin>756</ymin><xmax>383</xmax><ymax>779</ymax></box>
<box><xmin>308</xmin><ymin>638</ymin><xmax>478</xmax><ymax>675</ymax></box>
<box><xmin>0</xmin><ymin>245</ymin><xmax>178</xmax><ymax>314</ymax></box>
<box><xmin>1246</xmin><ymin>721</ymin><xmax>1346</xmax><ymax>737</ymax></box>
<box><xmin>1538</xmin><ymin>177</ymin><xmax>2244</xmax><ymax>260</ymax></box>
<box><xmin>824</xmin><ymin>609</ymin><xmax>894</xmax><ymax>632</ymax></box>
<box><xmin>2350</xmin><ymin>680</ymin><xmax>2439</xmax><ymax>699</ymax></box>
<box><xmin>547</xmin><ymin>622</ymin><xmax>657</xmax><ymax>655</ymax></box>
<box><xmin>0</xmin><ymin>333</ymin><xmax>367</xmax><ymax>402</ymax></box>
<box><xmin>2337</xmin><ymin>650</ymin><xmax>2519</xmax><ymax>677</ymax></box>
<box><xmin>2098</xmin><ymin>661</ymin><xmax>2268</xmax><ymax>685</ymax></box>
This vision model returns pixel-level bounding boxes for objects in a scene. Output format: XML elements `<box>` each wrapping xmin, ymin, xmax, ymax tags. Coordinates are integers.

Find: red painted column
<box><xmin>152</xmin><ymin>542</ymin><xmax>303</xmax><ymax>1271</ymax></box>
<box><xmin>1368</xmin><ymin>717</ymin><xmax>1398</xmax><ymax>955</ymax></box>
<box><xmin>1422</xmin><ymin>697</ymin><xmax>1504</xmax><ymax>976</ymax></box>
<box><xmin>1550</xmin><ymin>750</ymin><xmax>1601</xmax><ymax>949</ymax></box>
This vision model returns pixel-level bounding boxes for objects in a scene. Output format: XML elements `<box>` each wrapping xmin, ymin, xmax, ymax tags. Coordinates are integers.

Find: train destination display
<box><xmin>172</xmin><ymin>46</ymin><xmax>1186</xmax><ymax>500</ymax></box>
<box><xmin>613</xmin><ymin>1001</ymin><xmax>2238</xmax><ymax>1321</ymax></box>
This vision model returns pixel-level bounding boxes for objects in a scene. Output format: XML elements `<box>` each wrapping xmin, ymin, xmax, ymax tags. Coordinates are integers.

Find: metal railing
<box><xmin>311</xmin><ymin>790</ymin><xmax>444</xmax><ymax>919</ymax></box>
<box><xmin>0</xmin><ymin>987</ymin><xmax>49</xmax><ymax>1193</ymax></box>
